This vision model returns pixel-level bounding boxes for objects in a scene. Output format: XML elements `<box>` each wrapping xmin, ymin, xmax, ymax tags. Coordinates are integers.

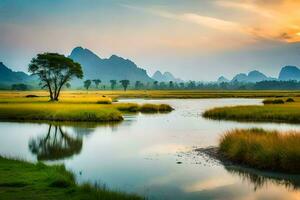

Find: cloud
<box><xmin>122</xmin><ymin>4</ymin><xmax>242</xmax><ymax>32</ymax></box>
<box><xmin>216</xmin><ymin>0</ymin><xmax>300</xmax><ymax>42</ymax></box>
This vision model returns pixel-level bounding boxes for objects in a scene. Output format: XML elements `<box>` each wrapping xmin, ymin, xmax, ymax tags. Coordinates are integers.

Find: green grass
<box><xmin>219</xmin><ymin>128</ymin><xmax>300</xmax><ymax>173</ymax></box>
<box><xmin>0</xmin><ymin>156</ymin><xmax>142</xmax><ymax>200</ymax></box>
<box><xmin>0</xmin><ymin>104</ymin><xmax>124</xmax><ymax>122</ymax></box>
<box><xmin>203</xmin><ymin>99</ymin><xmax>300</xmax><ymax>123</ymax></box>
<box><xmin>2</xmin><ymin>90</ymin><xmax>300</xmax><ymax>100</ymax></box>
<box><xmin>0</xmin><ymin>102</ymin><xmax>173</xmax><ymax>122</ymax></box>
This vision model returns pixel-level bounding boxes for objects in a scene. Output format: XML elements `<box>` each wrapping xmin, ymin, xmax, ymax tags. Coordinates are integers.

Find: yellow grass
<box><xmin>219</xmin><ymin>128</ymin><xmax>300</xmax><ymax>173</ymax></box>
<box><xmin>2</xmin><ymin>90</ymin><xmax>300</xmax><ymax>101</ymax></box>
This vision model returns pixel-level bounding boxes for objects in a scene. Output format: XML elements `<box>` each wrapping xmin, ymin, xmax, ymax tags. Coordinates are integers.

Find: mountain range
<box><xmin>69</xmin><ymin>47</ymin><xmax>153</xmax><ymax>83</ymax></box>
<box><xmin>0</xmin><ymin>62</ymin><xmax>32</xmax><ymax>84</ymax></box>
<box><xmin>151</xmin><ymin>71</ymin><xmax>182</xmax><ymax>83</ymax></box>
<box><xmin>217</xmin><ymin>66</ymin><xmax>300</xmax><ymax>83</ymax></box>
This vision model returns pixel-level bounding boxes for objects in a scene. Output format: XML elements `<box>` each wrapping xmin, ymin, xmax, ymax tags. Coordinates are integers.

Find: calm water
<box><xmin>0</xmin><ymin>98</ymin><xmax>300</xmax><ymax>200</ymax></box>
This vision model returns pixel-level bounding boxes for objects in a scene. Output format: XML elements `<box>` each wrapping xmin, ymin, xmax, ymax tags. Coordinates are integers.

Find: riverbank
<box><xmin>0</xmin><ymin>156</ymin><xmax>142</xmax><ymax>200</ymax></box>
<box><xmin>0</xmin><ymin>102</ymin><xmax>173</xmax><ymax>122</ymax></box>
<box><xmin>203</xmin><ymin>98</ymin><xmax>300</xmax><ymax>123</ymax></box>
<box><xmin>199</xmin><ymin>128</ymin><xmax>300</xmax><ymax>173</ymax></box>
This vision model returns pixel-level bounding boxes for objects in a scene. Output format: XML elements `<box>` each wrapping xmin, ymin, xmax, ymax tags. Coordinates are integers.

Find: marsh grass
<box><xmin>0</xmin><ymin>102</ymin><xmax>173</xmax><ymax>122</ymax></box>
<box><xmin>219</xmin><ymin>128</ymin><xmax>300</xmax><ymax>173</ymax></box>
<box><xmin>0</xmin><ymin>156</ymin><xmax>142</xmax><ymax>199</ymax></box>
<box><xmin>0</xmin><ymin>104</ymin><xmax>124</xmax><ymax>122</ymax></box>
<box><xmin>203</xmin><ymin>100</ymin><xmax>300</xmax><ymax>123</ymax></box>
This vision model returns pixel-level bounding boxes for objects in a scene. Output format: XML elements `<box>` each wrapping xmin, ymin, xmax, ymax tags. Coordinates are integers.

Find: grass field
<box><xmin>1</xmin><ymin>90</ymin><xmax>300</xmax><ymax>100</ymax></box>
<box><xmin>203</xmin><ymin>97</ymin><xmax>300</xmax><ymax>123</ymax></box>
<box><xmin>0</xmin><ymin>156</ymin><xmax>142</xmax><ymax>200</ymax></box>
<box><xmin>0</xmin><ymin>102</ymin><xmax>173</xmax><ymax>122</ymax></box>
<box><xmin>219</xmin><ymin>128</ymin><xmax>300</xmax><ymax>173</ymax></box>
<box><xmin>0</xmin><ymin>91</ymin><xmax>174</xmax><ymax>122</ymax></box>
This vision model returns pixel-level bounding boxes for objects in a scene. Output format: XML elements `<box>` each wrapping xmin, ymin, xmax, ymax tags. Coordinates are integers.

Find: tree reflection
<box><xmin>29</xmin><ymin>125</ymin><xmax>82</xmax><ymax>161</ymax></box>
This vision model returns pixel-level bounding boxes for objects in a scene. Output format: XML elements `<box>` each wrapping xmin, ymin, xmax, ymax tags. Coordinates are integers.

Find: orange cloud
<box><xmin>217</xmin><ymin>0</ymin><xmax>300</xmax><ymax>42</ymax></box>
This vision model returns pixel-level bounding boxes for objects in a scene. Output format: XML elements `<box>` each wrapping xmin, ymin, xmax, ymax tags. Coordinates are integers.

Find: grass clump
<box><xmin>0</xmin><ymin>156</ymin><xmax>142</xmax><ymax>200</ymax></box>
<box><xmin>219</xmin><ymin>128</ymin><xmax>300</xmax><ymax>173</ymax></box>
<box><xmin>138</xmin><ymin>104</ymin><xmax>174</xmax><ymax>113</ymax></box>
<box><xmin>116</xmin><ymin>103</ymin><xmax>140</xmax><ymax>112</ymax></box>
<box><xmin>138</xmin><ymin>104</ymin><xmax>160</xmax><ymax>113</ymax></box>
<box><xmin>203</xmin><ymin>102</ymin><xmax>300</xmax><ymax>123</ymax></box>
<box><xmin>115</xmin><ymin>103</ymin><xmax>174</xmax><ymax>113</ymax></box>
<box><xmin>158</xmin><ymin>104</ymin><xmax>174</xmax><ymax>112</ymax></box>
<box><xmin>263</xmin><ymin>99</ymin><xmax>284</xmax><ymax>104</ymax></box>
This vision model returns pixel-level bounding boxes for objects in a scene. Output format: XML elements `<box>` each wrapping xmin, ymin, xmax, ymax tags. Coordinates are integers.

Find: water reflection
<box><xmin>225</xmin><ymin>165</ymin><xmax>300</xmax><ymax>191</ymax></box>
<box><xmin>29</xmin><ymin>124</ymin><xmax>82</xmax><ymax>161</ymax></box>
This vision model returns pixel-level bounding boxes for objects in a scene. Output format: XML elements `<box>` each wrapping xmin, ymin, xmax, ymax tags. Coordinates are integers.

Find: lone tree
<box><xmin>29</xmin><ymin>53</ymin><xmax>83</xmax><ymax>101</ymax></box>
<box><xmin>84</xmin><ymin>80</ymin><xmax>92</xmax><ymax>90</ymax></box>
<box><xmin>120</xmin><ymin>80</ymin><xmax>130</xmax><ymax>91</ymax></box>
<box><xmin>110</xmin><ymin>80</ymin><xmax>117</xmax><ymax>90</ymax></box>
<box><xmin>92</xmin><ymin>79</ymin><xmax>101</xmax><ymax>89</ymax></box>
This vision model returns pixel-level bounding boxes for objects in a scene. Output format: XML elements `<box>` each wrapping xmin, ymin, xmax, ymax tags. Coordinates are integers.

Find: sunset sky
<box><xmin>1</xmin><ymin>0</ymin><xmax>300</xmax><ymax>80</ymax></box>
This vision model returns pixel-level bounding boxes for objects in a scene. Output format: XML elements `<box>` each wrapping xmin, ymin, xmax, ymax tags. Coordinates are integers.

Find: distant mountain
<box><xmin>152</xmin><ymin>70</ymin><xmax>182</xmax><ymax>82</ymax></box>
<box><xmin>217</xmin><ymin>76</ymin><xmax>229</xmax><ymax>83</ymax></box>
<box><xmin>0</xmin><ymin>62</ymin><xmax>31</xmax><ymax>84</ymax></box>
<box><xmin>69</xmin><ymin>47</ymin><xmax>153</xmax><ymax>83</ymax></box>
<box><xmin>230</xmin><ymin>70</ymin><xmax>273</xmax><ymax>83</ymax></box>
<box><xmin>278</xmin><ymin>66</ymin><xmax>300</xmax><ymax>81</ymax></box>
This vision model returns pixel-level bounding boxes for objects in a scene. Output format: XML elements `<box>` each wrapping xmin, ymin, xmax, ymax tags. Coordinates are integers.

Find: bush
<box><xmin>286</xmin><ymin>98</ymin><xmax>295</xmax><ymax>102</ymax></box>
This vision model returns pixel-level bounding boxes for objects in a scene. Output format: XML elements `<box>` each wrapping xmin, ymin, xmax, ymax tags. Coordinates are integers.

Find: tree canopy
<box><xmin>28</xmin><ymin>53</ymin><xmax>83</xmax><ymax>101</ymax></box>
<box><xmin>84</xmin><ymin>80</ymin><xmax>92</xmax><ymax>90</ymax></box>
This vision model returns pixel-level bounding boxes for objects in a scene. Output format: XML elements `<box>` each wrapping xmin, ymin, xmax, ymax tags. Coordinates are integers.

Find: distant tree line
<box><xmin>80</xmin><ymin>79</ymin><xmax>300</xmax><ymax>90</ymax></box>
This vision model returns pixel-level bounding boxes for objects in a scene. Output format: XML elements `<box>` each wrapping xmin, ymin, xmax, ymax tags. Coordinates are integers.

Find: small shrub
<box><xmin>286</xmin><ymin>98</ymin><xmax>295</xmax><ymax>102</ymax></box>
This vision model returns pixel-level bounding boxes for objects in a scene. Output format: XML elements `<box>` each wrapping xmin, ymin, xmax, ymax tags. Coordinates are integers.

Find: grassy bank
<box><xmin>0</xmin><ymin>156</ymin><xmax>142</xmax><ymax>200</ymax></box>
<box><xmin>203</xmin><ymin>98</ymin><xmax>300</xmax><ymax>123</ymax></box>
<box><xmin>0</xmin><ymin>104</ymin><xmax>124</xmax><ymax>122</ymax></box>
<box><xmin>0</xmin><ymin>102</ymin><xmax>173</xmax><ymax>122</ymax></box>
<box><xmin>219</xmin><ymin>128</ymin><xmax>300</xmax><ymax>173</ymax></box>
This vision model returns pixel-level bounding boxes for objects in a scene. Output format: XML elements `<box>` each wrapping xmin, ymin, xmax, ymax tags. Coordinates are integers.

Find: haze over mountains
<box><xmin>2</xmin><ymin>46</ymin><xmax>300</xmax><ymax>88</ymax></box>
<box><xmin>217</xmin><ymin>66</ymin><xmax>300</xmax><ymax>83</ymax></box>
<box><xmin>0</xmin><ymin>62</ymin><xmax>32</xmax><ymax>85</ymax></box>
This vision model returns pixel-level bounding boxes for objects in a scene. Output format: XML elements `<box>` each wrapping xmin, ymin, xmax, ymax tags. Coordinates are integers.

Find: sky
<box><xmin>1</xmin><ymin>0</ymin><xmax>300</xmax><ymax>81</ymax></box>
